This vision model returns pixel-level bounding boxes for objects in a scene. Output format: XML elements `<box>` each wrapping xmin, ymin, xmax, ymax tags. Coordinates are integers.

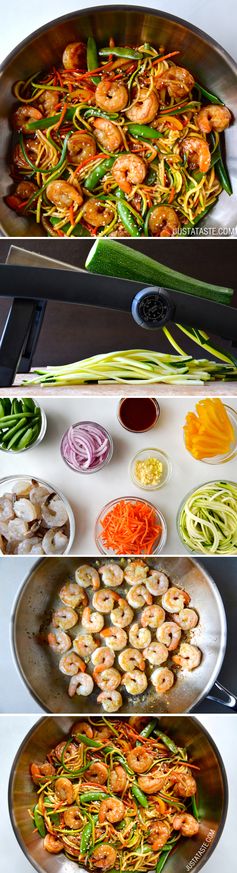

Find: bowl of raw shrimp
<box><xmin>0</xmin><ymin>475</ymin><xmax>75</xmax><ymax>555</ymax></box>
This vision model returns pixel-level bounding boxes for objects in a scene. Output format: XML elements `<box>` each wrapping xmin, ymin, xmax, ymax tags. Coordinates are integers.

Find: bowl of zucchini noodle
<box><xmin>177</xmin><ymin>480</ymin><xmax>237</xmax><ymax>555</ymax></box>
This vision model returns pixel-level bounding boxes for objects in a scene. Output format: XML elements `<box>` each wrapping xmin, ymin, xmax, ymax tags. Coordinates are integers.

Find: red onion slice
<box><xmin>61</xmin><ymin>421</ymin><xmax>112</xmax><ymax>472</ymax></box>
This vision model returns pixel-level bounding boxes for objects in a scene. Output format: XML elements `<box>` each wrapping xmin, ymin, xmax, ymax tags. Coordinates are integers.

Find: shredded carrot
<box><xmin>54</xmin><ymin>103</ymin><xmax>68</xmax><ymax>130</ymax></box>
<box><xmin>100</xmin><ymin>499</ymin><xmax>162</xmax><ymax>555</ymax></box>
<box><xmin>152</xmin><ymin>50</ymin><xmax>180</xmax><ymax>65</ymax></box>
<box><xmin>75</xmin><ymin>154</ymin><xmax>109</xmax><ymax>174</ymax></box>
<box><xmin>168</xmin><ymin>186</ymin><xmax>175</xmax><ymax>203</ymax></box>
<box><xmin>69</xmin><ymin>204</ymin><xmax>75</xmax><ymax>228</ymax></box>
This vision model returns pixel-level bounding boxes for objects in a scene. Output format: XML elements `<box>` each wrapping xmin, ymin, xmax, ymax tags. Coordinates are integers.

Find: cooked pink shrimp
<box><xmin>47</xmin><ymin>629</ymin><xmax>71</xmax><ymax>653</ymax></box>
<box><xmin>110</xmin><ymin>764</ymin><xmax>127</xmax><ymax>793</ymax></box>
<box><xmin>62</xmin><ymin>42</ymin><xmax>87</xmax><ymax>70</ymax></box>
<box><xmin>91</xmin><ymin>646</ymin><xmax>115</xmax><ymax>672</ymax></box>
<box><xmin>44</xmin><ymin>834</ymin><xmax>64</xmax><ymax>854</ymax></box>
<box><xmin>96</xmin><ymin>79</ymin><xmax>128</xmax><ymax>112</ymax></box>
<box><xmin>141</xmin><ymin>605</ymin><xmax>165</xmax><ymax>629</ymax></box>
<box><xmin>94</xmin><ymin>667</ymin><xmax>121</xmax><ymax>691</ymax></box>
<box><xmin>172</xmin><ymin>643</ymin><xmax>201</xmax><ymax>670</ymax></box>
<box><xmin>55</xmin><ymin>776</ymin><xmax>74</xmax><ymax>804</ymax></box>
<box><xmin>86</xmin><ymin>761</ymin><xmax>108</xmax><ymax>784</ymax></box>
<box><xmin>197</xmin><ymin>104</ymin><xmax>231</xmax><ymax>134</ymax></box>
<box><xmin>127</xmin><ymin>746</ymin><xmax>154</xmax><ymax>774</ymax></box>
<box><xmin>151</xmin><ymin>666</ymin><xmax>175</xmax><ymax>693</ymax></box>
<box><xmin>46</xmin><ymin>180</ymin><xmax>83</xmax><ymax>208</ymax></box>
<box><xmin>100</xmin><ymin>626</ymin><xmax>127</xmax><ymax>650</ymax></box>
<box><xmin>83</xmin><ymin>198</ymin><xmax>115</xmax><ymax>228</ymax></box>
<box><xmin>81</xmin><ymin>606</ymin><xmax>104</xmax><ymax>633</ymax></box>
<box><xmin>12</xmin><ymin>105</ymin><xmax>42</xmax><ymax>132</ymax></box>
<box><xmin>75</xmin><ymin>564</ymin><xmax>100</xmax><ymax>589</ymax></box>
<box><xmin>52</xmin><ymin>606</ymin><xmax>78</xmax><ymax>630</ymax></box>
<box><xmin>92</xmin><ymin>589</ymin><xmax>118</xmax><ymax>613</ymax></box>
<box><xmin>127</xmin><ymin>584</ymin><xmax>152</xmax><ymax>609</ymax></box>
<box><xmin>97</xmin><ymin>690</ymin><xmax>123</xmax><ymax>712</ymax></box>
<box><xmin>68</xmin><ymin>672</ymin><xmax>94</xmax><ymax>697</ymax></box>
<box><xmin>156</xmin><ymin>65</ymin><xmax>194</xmax><ymax>98</ymax></box>
<box><xmin>161</xmin><ymin>587</ymin><xmax>190</xmax><ymax>614</ymax></box>
<box><xmin>111</xmin><ymin>599</ymin><xmax>134</xmax><ymax>628</ymax></box>
<box><xmin>59</xmin><ymin>581</ymin><xmax>88</xmax><ymax>608</ymax></box>
<box><xmin>149</xmin><ymin>821</ymin><xmax>171</xmax><ymax>851</ymax></box>
<box><xmin>143</xmin><ymin>642</ymin><xmax>168</xmax><ymax>666</ymax></box>
<box><xmin>146</xmin><ymin>571</ymin><xmax>169</xmax><ymax>596</ymax></box>
<box><xmin>124</xmin><ymin>559</ymin><xmax>149</xmax><ymax>585</ymax></box>
<box><xmin>93</xmin><ymin>117</ymin><xmax>123</xmax><ymax>152</ymax></box>
<box><xmin>67</xmin><ymin>131</ymin><xmax>96</xmax><ymax>165</ymax></box>
<box><xmin>174</xmin><ymin>608</ymin><xmax>199</xmax><ymax>630</ymax></box>
<box><xmin>121</xmin><ymin>669</ymin><xmax>148</xmax><ymax>695</ymax></box>
<box><xmin>180</xmin><ymin>136</ymin><xmax>211</xmax><ymax>173</ymax></box>
<box><xmin>170</xmin><ymin>769</ymin><xmax>197</xmax><ymax>797</ymax></box>
<box><xmin>99</xmin><ymin>797</ymin><xmax>125</xmax><ymax>823</ymax></box>
<box><xmin>59</xmin><ymin>651</ymin><xmax>86</xmax><ymax>675</ymax></box>
<box><xmin>173</xmin><ymin>813</ymin><xmax>199</xmax><ymax>836</ymax></box>
<box><xmin>30</xmin><ymin>761</ymin><xmax>55</xmax><ymax>784</ymax></box>
<box><xmin>112</xmin><ymin>153</ymin><xmax>147</xmax><ymax>194</ymax></box>
<box><xmin>118</xmin><ymin>648</ymin><xmax>145</xmax><ymax>671</ymax></box>
<box><xmin>157</xmin><ymin>621</ymin><xmax>182</xmax><ymax>651</ymax></box>
<box><xmin>90</xmin><ymin>844</ymin><xmax>117</xmax><ymax>870</ymax></box>
<box><xmin>71</xmin><ymin>721</ymin><xmax>93</xmax><ymax>739</ymax></box>
<box><xmin>126</xmin><ymin>88</ymin><xmax>159</xmax><ymax>123</ymax></box>
<box><xmin>148</xmin><ymin>206</ymin><xmax>180</xmax><ymax>237</ymax></box>
<box><xmin>73</xmin><ymin>634</ymin><xmax>97</xmax><ymax>658</ymax></box>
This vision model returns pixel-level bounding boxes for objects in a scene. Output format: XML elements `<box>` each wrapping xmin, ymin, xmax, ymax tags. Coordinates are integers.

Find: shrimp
<box><xmin>39</xmin><ymin>89</ymin><xmax>59</xmax><ymax>116</ymax></box>
<box><xmin>173</xmin><ymin>813</ymin><xmax>199</xmax><ymax>836</ymax></box>
<box><xmin>81</xmin><ymin>606</ymin><xmax>104</xmax><ymax>633</ymax></box>
<box><xmin>62</xmin><ymin>42</ymin><xmax>87</xmax><ymax>70</ymax></box>
<box><xmin>90</xmin><ymin>844</ymin><xmax>117</xmax><ymax>871</ymax></box>
<box><xmin>91</xmin><ymin>646</ymin><xmax>115</xmax><ymax>670</ymax></box>
<box><xmin>138</xmin><ymin>772</ymin><xmax>165</xmax><ymax>794</ymax></box>
<box><xmin>124</xmin><ymin>559</ymin><xmax>149</xmax><ymax>585</ymax></box>
<box><xmin>44</xmin><ymin>834</ymin><xmax>64</xmax><ymax>854</ymax></box>
<box><xmin>3</xmin><ymin>518</ymin><xmax>29</xmax><ymax>541</ymax></box>
<box><xmin>95</xmin><ymin>79</ymin><xmax>128</xmax><ymax>112</ymax></box>
<box><xmin>143</xmin><ymin>642</ymin><xmax>168</xmax><ymax>666</ymax></box>
<box><xmin>100</xmin><ymin>626</ymin><xmax>127</xmax><ymax>650</ymax></box>
<box><xmin>93</xmin><ymin>117</ymin><xmax>123</xmax><ymax>152</ymax></box>
<box><xmin>73</xmin><ymin>634</ymin><xmax>97</xmax><ymax>658</ymax></box>
<box><xmin>60</xmin><ymin>581</ymin><xmax>88</xmax><ymax>608</ymax></box>
<box><xmin>99</xmin><ymin>797</ymin><xmax>125</xmax><ymax>823</ymax></box>
<box><xmin>41</xmin><ymin>494</ymin><xmax>69</xmax><ymax>528</ymax></box>
<box><xmin>97</xmin><ymin>690</ymin><xmax>123</xmax><ymax>712</ymax></box>
<box><xmin>52</xmin><ymin>606</ymin><xmax>78</xmax><ymax>630</ymax></box>
<box><xmin>13</xmin><ymin>497</ymin><xmax>39</xmax><ymax>521</ymax></box>
<box><xmin>59</xmin><ymin>652</ymin><xmax>86</xmax><ymax>675</ymax></box>
<box><xmin>112</xmin><ymin>153</ymin><xmax>147</xmax><ymax>194</ymax></box>
<box><xmin>17</xmin><ymin>537</ymin><xmax>44</xmax><ymax>555</ymax></box>
<box><xmin>46</xmin><ymin>180</ymin><xmax>83</xmax><ymax>209</ymax></box>
<box><xmin>141</xmin><ymin>605</ymin><xmax>165</xmax><ymax>628</ymax></box>
<box><xmin>126</xmin><ymin>88</ymin><xmax>159</xmax><ymax>123</ymax></box>
<box><xmin>94</xmin><ymin>667</ymin><xmax>121</xmax><ymax>691</ymax></box>
<box><xmin>0</xmin><ymin>496</ymin><xmax>14</xmax><ymax>521</ymax></box>
<box><xmin>99</xmin><ymin>562</ymin><xmax>124</xmax><ymax>587</ymax></box>
<box><xmin>67</xmin><ymin>131</ymin><xmax>96</xmax><ymax>165</ymax></box>
<box><xmin>170</xmin><ymin>769</ymin><xmax>197</xmax><ymax>797</ymax></box>
<box><xmin>30</xmin><ymin>761</ymin><xmax>55</xmax><ymax>784</ymax></box>
<box><xmin>146</xmin><ymin>571</ymin><xmax>169</xmax><ymax>596</ymax></box>
<box><xmin>180</xmin><ymin>136</ymin><xmax>211</xmax><ymax>173</ymax></box>
<box><xmin>30</xmin><ymin>483</ymin><xmax>51</xmax><ymax>505</ymax></box>
<box><xmin>42</xmin><ymin>529</ymin><xmax>69</xmax><ymax>555</ymax></box>
<box><xmin>13</xmin><ymin>180</ymin><xmax>38</xmax><ymax>206</ymax></box>
<box><xmin>111</xmin><ymin>599</ymin><xmax>134</xmax><ymax>628</ymax></box>
<box><xmin>83</xmin><ymin>198</ymin><xmax>115</xmax><ymax>227</ymax></box>
<box><xmin>53</xmin><ymin>740</ymin><xmax>78</xmax><ymax>763</ymax></box>
<box><xmin>71</xmin><ymin>721</ymin><xmax>93</xmax><ymax>739</ymax></box>
<box><xmin>86</xmin><ymin>761</ymin><xmax>108</xmax><ymax>784</ymax></box>
<box><xmin>174</xmin><ymin>608</ymin><xmax>199</xmax><ymax>630</ymax></box>
<box><xmin>151</xmin><ymin>666</ymin><xmax>175</xmax><ymax>693</ymax></box>
<box><xmin>12</xmin><ymin>105</ymin><xmax>42</xmax><ymax>132</ymax></box>
<box><xmin>148</xmin><ymin>821</ymin><xmax>171</xmax><ymax>851</ymax></box>
<box><xmin>129</xmin><ymin>623</ymin><xmax>151</xmax><ymax>649</ymax></box>
<box><xmin>64</xmin><ymin>806</ymin><xmax>81</xmax><ymax>828</ymax></box>
<box><xmin>148</xmin><ymin>206</ymin><xmax>180</xmax><ymax>237</ymax></box>
<box><xmin>110</xmin><ymin>765</ymin><xmax>127</xmax><ymax>793</ymax></box>
<box><xmin>92</xmin><ymin>589</ymin><xmax>118</xmax><ymax>613</ymax></box>
<box><xmin>55</xmin><ymin>776</ymin><xmax>74</xmax><ymax>804</ymax></box>
<box><xmin>127</xmin><ymin>584</ymin><xmax>152</xmax><ymax>609</ymax></box>
<box><xmin>197</xmin><ymin>104</ymin><xmax>231</xmax><ymax>134</ymax></box>
<box><xmin>75</xmin><ymin>564</ymin><xmax>100</xmax><ymax>589</ymax></box>
<box><xmin>47</xmin><ymin>629</ymin><xmax>71</xmax><ymax>653</ymax></box>
<box><xmin>118</xmin><ymin>648</ymin><xmax>145</xmax><ymax>671</ymax></box>
<box><xmin>12</xmin><ymin>140</ymin><xmax>40</xmax><ymax>170</ymax></box>
<box><xmin>156</xmin><ymin>66</ymin><xmax>194</xmax><ymax>98</ymax></box>
<box><xmin>122</xmin><ymin>670</ymin><xmax>148</xmax><ymax>695</ymax></box>
<box><xmin>172</xmin><ymin>643</ymin><xmax>201</xmax><ymax>671</ymax></box>
<box><xmin>157</xmin><ymin>622</ymin><xmax>182</xmax><ymax>652</ymax></box>
<box><xmin>162</xmin><ymin>587</ymin><xmax>190</xmax><ymax>613</ymax></box>
<box><xmin>127</xmin><ymin>747</ymin><xmax>154</xmax><ymax>774</ymax></box>
<box><xmin>68</xmin><ymin>672</ymin><xmax>94</xmax><ymax>697</ymax></box>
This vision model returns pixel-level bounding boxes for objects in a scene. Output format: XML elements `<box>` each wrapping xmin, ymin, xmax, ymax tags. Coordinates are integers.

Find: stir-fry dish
<box><xmin>0</xmin><ymin>478</ymin><xmax>70</xmax><ymax>555</ymax></box>
<box><xmin>7</xmin><ymin>37</ymin><xmax>232</xmax><ymax>237</ymax></box>
<box><xmin>29</xmin><ymin>717</ymin><xmax>200</xmax><ymax>870</ymax></box>
<box><xmin>47</xmin><ymin>559</ymin><xmax>201</xmax><ymax>711</ymax></box>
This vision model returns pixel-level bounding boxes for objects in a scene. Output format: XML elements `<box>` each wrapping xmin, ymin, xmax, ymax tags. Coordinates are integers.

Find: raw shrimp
<box><xmin>143</xmin><ymin>642</ymin><xmax>168</xmax><ymax>666</ymax></box>
<box><xmin>148</xmin><ymin>821</ymin><xmax>171</xmax><ymax>851</ymax></box>
<box><xmin>156</xmin><ymin>66</ymin><xmax>194</xmax><ymax>98</ymax></box>
<box><xmin>90</xmin><ymin>844</ymin><xmax>117</xmax><ymax>871</ymax></box>
<box><xmin>44</xmin><ymin>834</ymin><xmax>64</xmax><ymax>854</ymax></box>
<box><xmin>112</xmin><ymin>153</ymin><xmax>147</xmax><ymax>194</ymax></box>
<box><xmin>64</xmin><ymin>806</ymin><xmax>81</xmax><ymax>828</ymax></box>
<box><xmin>3</xmin><ymin>518</ymin><xmax>29</xmax><ymax>541</ymax></box>
<box><xmin>127</xmin><ymin>584</ymin><xmax>152</xmax><ymax>609</ymax></box>
<box><xmin>46</xmin><ymin>180</ymin><xmax>83</xmax><ymax>209</ymax></box>
<box><xmin>151</xmin><ymin>666</ymin><xmax>175</xmax><ymax>693</ymax></box>
<box><xmin>94</xmin><ymin>667</ymin><xmax>121</xmax><ymax>691</ymax></box>
<box><xmin>62</xmin><ymin>42</ymin><xmax>87</xmax><ymax>70</ymax></box>
<box><xmin>148</xmin><ymin>206</ymin><xmax>180</xmax><ymax>237</ymax></box>
<box><xmin>52</xmin><ymin>606</ymin><xmax>78</xmax><ymax>630</ymax></box>
<box><xmin>59</xmin><ymin>581</ymin><xmax>88</xmax><ymax>608</ymax></box>
<box><xmin>180</xmin><ymin>136</ymin><xmax>211</xmax><ymax>173</ymax></box>
<box><xmin>97</xmin><ymin>690</ymin><xmax>123</xmax><ymax>712</ymax></box>
<box><xmin>67</xmin><ymin>131</ymin><xmax>96</xmax><ymax>165</ymax></box>
<box><xmin>86</xmin><ymin>762</ymin><xmax>108</xmax><ymax>784</ymax></box>
<box><xmin>118</xmin><ymin>648</ymin><xmax>145</xmax><ymax>671</ymax></box>
<box><xmin>161</xmin><ymin>587</ymin><xmax>190</xmax><ymax>613</ymax></box>
<box><xmin>110</xmin><ymin>765</ymin><xmax>127</xmax><ymax>793</ymax></box>
<box><xmin>30</xmin><ymin>761</ymin><xmax>55</xmax><ymax>784</ymax></box>
<box><xmin>127</xmin><ymin>747</ymin><xmax>154</xmax><ymax>774</ymax></box>
<box><xmin>95</xmin><ymin>79</ymin><xmax>128</xmax><ymax>112</ymax></box>
<box><xmin>42</xmin><ymin>529</ymin><xmax>69</xmax><ymax>554</ymax></box>
<box><xmin>81</xmin><ymin>606</ymin><xmax>104</xmax><ymax>632</ymax></box>
<box><xmin>99</xmin><ymin>797</ymin><xmax>125</xmax><ymax>823</ymax></box>
<box><xmin>126</xmin><ymin>88</ymin><xmax>159</xmax><ymax>123</ymax></box>
<box><xmin>47</xmin><ymin>629</ymin><xmax>71</xmax><ymax>653</ymax></box>
<box><xmin>100</xmin><ymin>626</ymin><xmax>127</xmax><ymax>650</ymax></box>
<box><xmin>174</xmin><ymin>608</ymin><xmax>199</xmax><ymax>630</ymax></box>
<box><xmin>59</xmin><ymin>651</ymin><xmax>86</xmax><ymax>675</ymax></box>
<box><xmin>68</xmin><ymin>672</ymin><xmax>94</xmax><ymax>697</ymax></box>
<box><xmin>172</xmin><ymin>642</ymin><xmax>201</xmax><ymax>670</ymax></box>
<box><xmin>170</xmin><ymin>769</ymin><xmax>197</xmax><ymax>797</ymax></box>
<box><xmin>0</xmin><ymin>496</ymin><xmax>14</xmax><ymax>521</ymax></box>
<box><xmin>157</xmin><ymin>621</ymin><xmax>182</xmax><ymax>651</ymax></box>
<box><xmin>17</xmin><ymin>537</ymin><xmax>44</xmax><ymax>555</ymax></box>
<box><xmin>99</xmin><ymin>562</ymin><xmax>124</xmax><ymax>587</ymax></box>
<box><xmin>197</xmin><ymin>104</ymin><xmax>231</xmax><ymax>134</ymax></box>
<box><xmin>138</xmin><ymin>772</ymin><xmax>165</xmax><ymax>794</ymax></box>
<box><xmin>92</xmin><ymin>589</ymin><xmax>118</xmax><ymax>613</ymax></box>
<box><xmin>30</xmin><ymin>483</ymin><xmax>50</xmax><ymax>504</ymax></box>
<box><xmin>91</xmin><ymin>646</ymin><xmax>115</xmax><ymax>670</ymax></box>
<box><xmin>83</xmin><ymin>198</ymin><xmax>115</xmax><ymax>227</ymax></box>
<box><xmin>12</xmin><ymin>105</ymin><xmax>42</xmax><ymax>132</ymax></box>
<box><xmin>55</xmin><ymin>776</ymin><xmax>74</xmax><ymax>804</ymax></box>
<box><xmin>71</xmin><ymin>721</ymin><xmax>93</xmax><ymax>739</ymax></box>
<box><xmin>41</xmin><ymin>494</ymin><xmax>69</xmax><ymax>528</ymax></box>
<box><xmin>75</xmin><ymin>564</ymin><xmax>100</xmax><ymax>589</ymax></box>
<box><xmin>146</xmin><ymin>571</ymin><xmax>169</xmax><ymax>596</ymax></box>
<box><xmin>129</xmin><ymin>623</ymin><xmax>151</xmax><ymax>649</ymax></box>
<box><xmin>141</xmin><ymin>605</ymin><xmax>165</xmax><ymax>629</ymax></box>
<box><xmin>121</xmin><ymin>670</ymin><xmax>148</xmax><ymax>695</ymax></box>
<box><xmin>13</xmin><ymin>498</ymin><xmax>39</xmax><ymax>522</ymax></box>
<box><xmin>173</xmin><ymin>813</ymin><xmax>199</xmax><ymax>836</ymax></box>
<box><xmin>73</xmin><ymin>634</ymin><xmax>97</xmax><ymax>657</ymax></box>
<box><xmin>111</xmin><ymin>599</ymin><xmax>134</xmax><ymax>628</ymax></box>
<box><xmin>124</xmin><ymin>559</ymin><xmax>149</xmax><ymax>584</ymax></box>
<box><xmin>93</xmin><ymin>117</ymin><xmax>123</xmax><ymax>152</ymax></box>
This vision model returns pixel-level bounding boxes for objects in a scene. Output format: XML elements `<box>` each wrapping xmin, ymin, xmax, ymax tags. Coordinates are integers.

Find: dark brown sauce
<box><xmin>118</xmin><ymin>398</ymin><xmax>160</xmax><ymax>432</ymax></box>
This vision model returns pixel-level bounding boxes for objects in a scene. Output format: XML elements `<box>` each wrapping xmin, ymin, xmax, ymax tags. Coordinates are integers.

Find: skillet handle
<box><xmin>207</xmin><ymin>680</ymin><xmax>237</xmax><ymax>711</ymax></box>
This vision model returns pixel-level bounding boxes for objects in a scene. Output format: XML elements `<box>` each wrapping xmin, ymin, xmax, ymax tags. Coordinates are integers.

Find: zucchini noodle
<box><xmin>178</xmin><ymin>480</ymin><xmax>237</xmax><ymax>554</ymax></box>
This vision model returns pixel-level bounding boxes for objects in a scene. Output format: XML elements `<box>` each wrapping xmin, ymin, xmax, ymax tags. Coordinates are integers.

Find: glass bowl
<box><xmin>176</xmin><ymin>479</ymin><xmax>237</xmax><ymax>554</ymax></box>
<box><xmin>95</xmin><ymin>495</ymin><xmax>167</xmax><ymax>556</ymax></box>
<box><xmin>130</xmin><ymin>448</ymin><xmax>172</xmax><ymax>490</ymax></box>
<box><xmin>60</xmin><ymin>420</ymin><xmax>113</xmax><ymax>473</ymax></box>
<box><xmin>184</xmin><ymin>404</ymin><xmax>237</xmax><ymax>465</ymax></box>
<box><xmin>0</xmin><ymin>401</ymin><xmax>47</xmax><ymax>454</ymax></box>
<box><xmin>117</xmin><ymin>398</ymin><xmax>160</xmax><ymax>432</ymax></box>
<box><xmin>0</xmin><ymin>475</ymin><xmax>75</xmax><ymax>555</ymax></box>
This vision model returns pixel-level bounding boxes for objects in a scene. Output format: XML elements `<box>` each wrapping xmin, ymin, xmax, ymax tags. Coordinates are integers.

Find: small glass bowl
<box><xmin>130</xmin><ymin>448</ymin><xmax>172</xmax><ymax>490</ymax></box>
<box><xmin>60</xmin><ymin>420</ymin><xmax>113</xmax><ymax>473</ymax></box>
<box><xmin>0</xmin><ymin>401</ymin><xmax>47</xmax><ymax>454</ymax></box>
<box><xmin>95</xmin><ymin>495</ymin><xmax>167</xmax><ymax>555</ymax></box>
<box><xmin>117</xmin><ymin>398</ymin><xmax>160</xmax><ymax>432</ymax></box>
<box><xmin>176</xmin><ymin>478</ymin><xmax>237</xmax><ymax>554</ymax></box>
<box><xmin>184</xmin><ymin>405</ymin><xmax>237</xmax><ymax>465</ymax></box>
<box><xmin>0</xmin><ymin>475</ymin><xmax>75</xmax><ymax>555</ymax></box>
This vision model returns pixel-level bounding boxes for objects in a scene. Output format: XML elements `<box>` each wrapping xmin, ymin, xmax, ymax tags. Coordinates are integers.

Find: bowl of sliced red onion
<box><xmin>60</xmin><ymin>420</ymin><xmax>113</xmax><ymax>473</ymax></box>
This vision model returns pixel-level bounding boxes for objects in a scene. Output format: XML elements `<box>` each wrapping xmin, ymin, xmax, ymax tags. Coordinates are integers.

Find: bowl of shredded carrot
<box><xmin>94</xmin><ymin>495</ymin><xmax>167</xmax><ymax>555</ymax></box>
<box><xmin>183</xmin><ymin>398</ymin><xmax>237</xmax><ymax>464</ymax></box>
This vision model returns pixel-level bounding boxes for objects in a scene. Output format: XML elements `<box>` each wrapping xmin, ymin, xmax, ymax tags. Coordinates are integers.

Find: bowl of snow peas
<box><xmin>0</xmin><ymin>398</ymin><xmax>47</xmax><ymax>453</ymax></box>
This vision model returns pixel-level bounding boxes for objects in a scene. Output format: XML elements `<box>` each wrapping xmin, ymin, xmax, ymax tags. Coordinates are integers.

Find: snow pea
<box><xmin>156</xmin><ymin>847</ymin><xmax>173</xmax><ymax>873</ymax></box>
<box><xmin>99</xmin><ymin>46</ymin><xmax>143</xmax><ymax>59</ymax></box>
<box><xmin>216</xmin><ymin>157</ymin><xmax>232</xmax><ymax>195</ymax></box>
<box><xmin>195</xmin><ymin>82</ymin><xmax>223</xmax><ymax>105</ymax></box>
<box><xmin>117</xmin><ymin>199</ymin><xmax>141</xmax><ymax>236</ymax></box>
<box><xmin>73</xmin><ymin>732</ymin><xmax>103</xmax><ymax>747</ymax></box>
<box><xmin>27</xmin><ymin>108</ymin><xmax>75</xmax><ymax>131</ymax></box>
<box><xmin>33</xmin><ymin>806</ymin><xmax>46</xmax><ymax>838</ymax></box>
<box><xmin>131</xmin><ymin>783</ymin><xmax>148</xmax><ymax>808</ymax></box>
<box><xmin>84</xmin><ymin>157</ymin><xmax>115</xmax><ymax>191</ymax></box>
<box><xmin>80</xmin><ymin>821</ymin><xmax>93</xmax><ymax>854</ymax></box>
<box><xmin>127</xmin><ymin>123</ymin><xmax>162</xmax><ymax>141</ymax></box>
<box><xmin>87</xmin><ymin>36</ymin><xmax>100</xmax><ymax>84</ymax></box>
<box><xmin>80</xmin><ymin>791</ymin><xmax>109</xmax><ymax>803</ymax></box>
<box><xmin>152</xmin><ymin>729</ymin><xmax>180</xmax><ymax>754</ymax></box>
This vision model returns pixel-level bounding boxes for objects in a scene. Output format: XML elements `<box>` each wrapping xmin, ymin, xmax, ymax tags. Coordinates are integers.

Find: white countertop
<box><xmin>0</xmin><ymin>714</ymin><xmax>235</xmax><ymax>873</ymax></box>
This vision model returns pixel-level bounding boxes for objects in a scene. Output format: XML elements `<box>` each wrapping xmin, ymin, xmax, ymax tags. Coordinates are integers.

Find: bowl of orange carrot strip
<box><xmin>183</xmin><ymin>398</ymin><xmax>237</xmax><ymax>464</ymax></box>
<box><xmin>95</xmin><ymin>496</ymin><xmax>167</xmax><ymax>555</ymax></box>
